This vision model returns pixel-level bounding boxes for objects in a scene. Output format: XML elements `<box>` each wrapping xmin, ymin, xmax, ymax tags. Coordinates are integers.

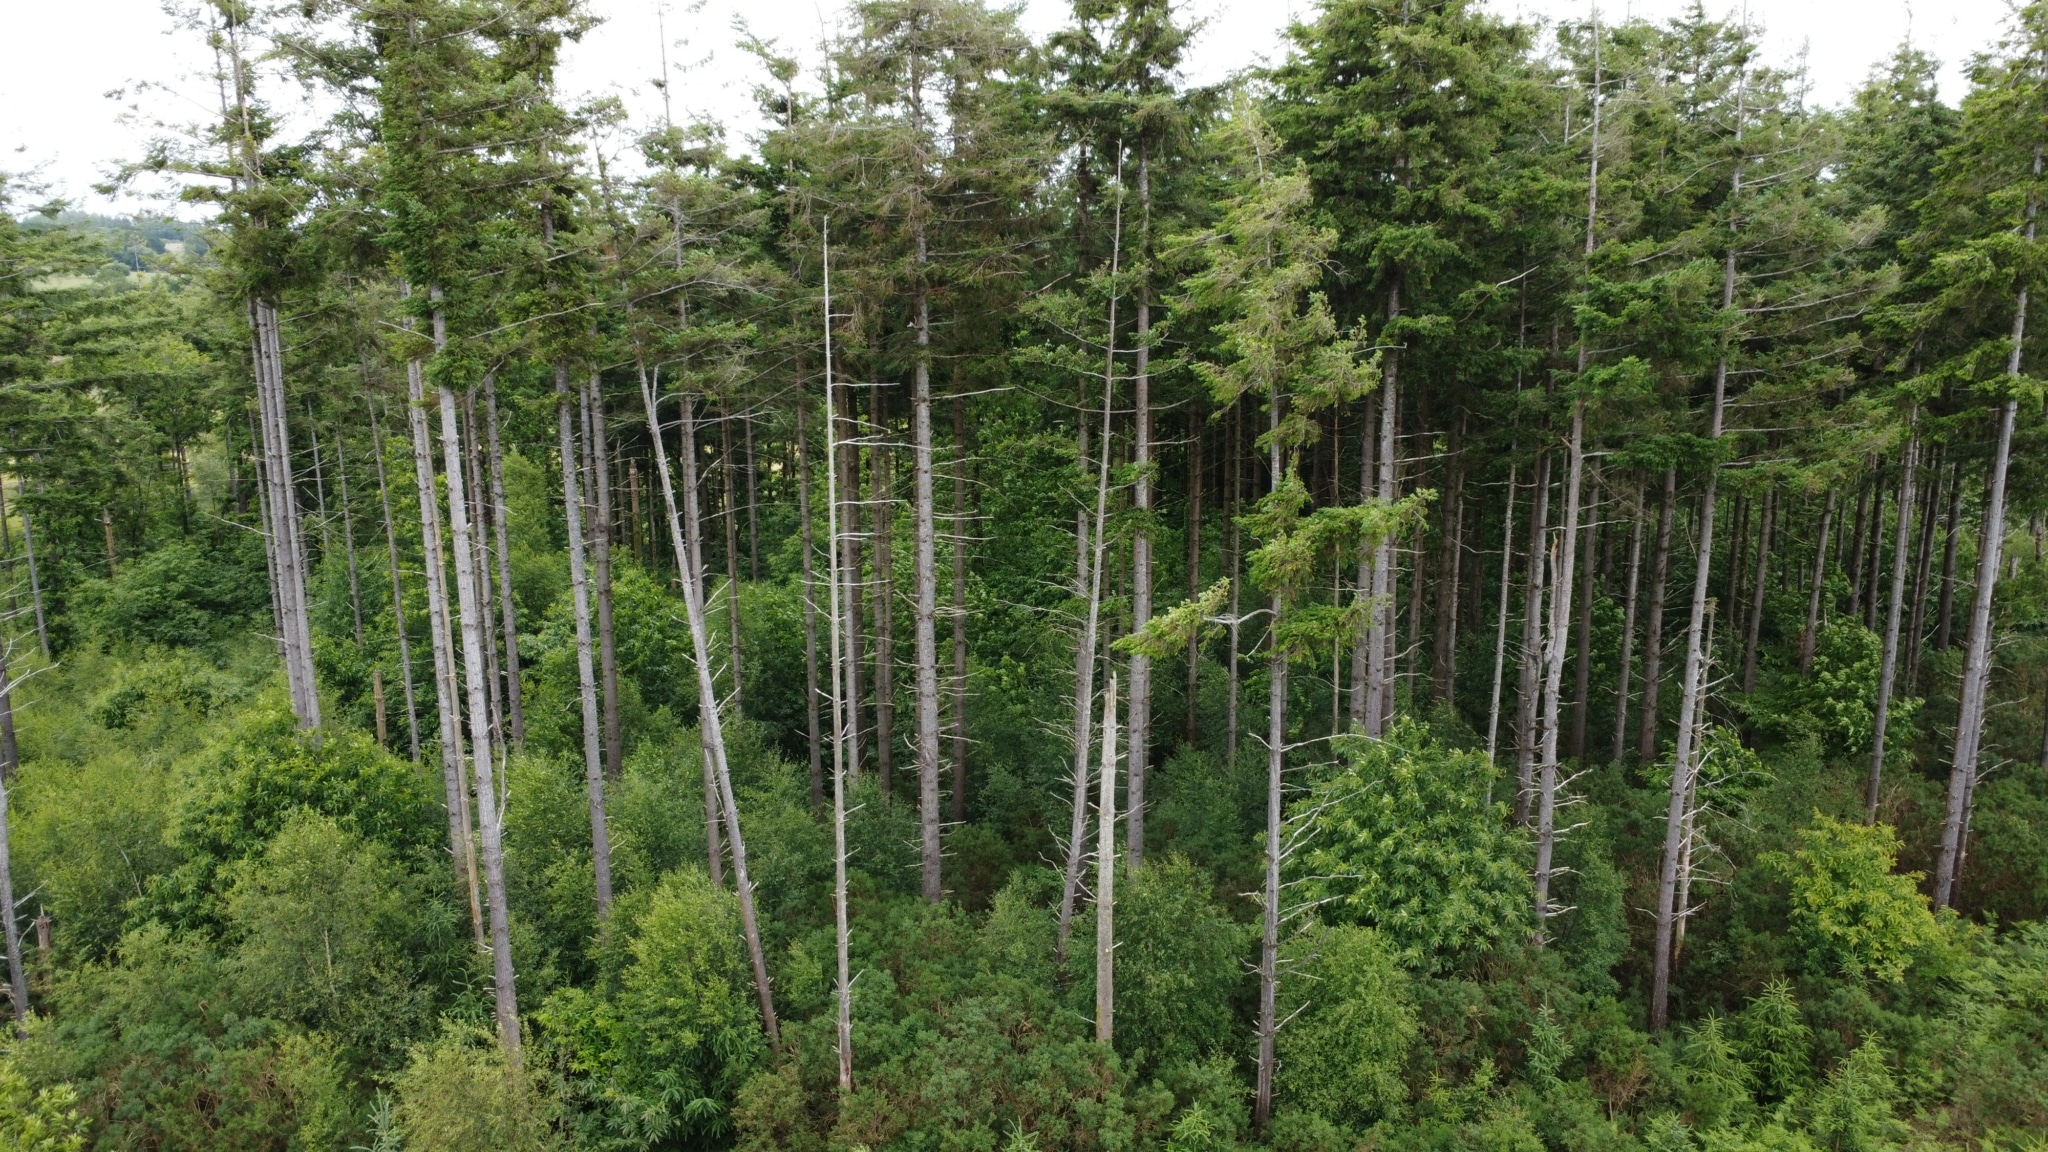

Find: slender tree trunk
<box><xmin>1367</xmin><ymin>289</ymin><xmax>1401</xmax><ymax>734</ymax></box>
<box><xmin>0</xmin><ymin>643</ymin><xmax>25</xmax><ymax>1031</ymax></box>
<box><xmin>1095</xmin><ymin>673</ymin><xmax>1119</xmax><ymax>1043</ymax></box>
<box><xmin>1612</xmin><ymin>483</ymin><xmax>1645</xmax><ymax>762</ymax></box>
<box><xmin>1187</xmin><ymin>405</ymin><xmax>1204</xmax><ymax>745</ymax></box>
<box><xmin>639</xmin><ymin>369</ymin><xmax>781</xmax><ymax>1044</ymax></box>
<box><xmin>872</xmin><ymin>389</ymin><xmax>895</xmax><ymax>793</ymax></box>
<box><xmin>1227</xmin><ymin>404</ymin><xmax>1243</xmax><ymax>759</ymax></box>
<box><xmin>1937</xmin><ymin>461</ymin><xmax>1963</xmax><ymax>651</ymax></box>
<box><xmin>1864</xmin><ymin>482</ymin><xmax>1887</xmax><ymax>632</ymax></box>
<box><xmin>1938</xmin><ymin>398</ymin><xmax>2021</xmax><ymax>906</ymax></box>
<box><xmin>951</xmin><ymin>391</ymin><xmax>971</xmax><ymax>824</ymax></box>
<box><xmin>1906</xmin><ymin>454</ymin><xmax>1941</xmax><ymax>689</ymax></box>
<box><xmin>1535</xmin><ymin>400</ymin><xmax>1584</xmax><ymax>938</ymax></box>
<box><xmin>559</xmin><ymin>369</ymin><xmax>614</xmax><ymax>918</ymax></box>
<box><xmin>1848</xmin><ymin>482</ymin><xmax>1872</xmax><ymax>624</ymax></box>
<box><xmin>912</xmin><ymin>297</ymin><xmax>944</xmax><ymax>901</ymax></box>
<box><xmin>839</xmin><ymin>383</ymin><xmax>866</xmax><ymax>783</ymax></box>
<box><xmin>721</xmin><ymin>407</ymin><xmax>748</xmax><ymax>712</ymax></box>
<box><xmin>1128</xmin><ymin>195</ymin><xmax>1154</xmax><ymax>866</ymax></box>
<box><xmin>1799</xmin><ymin>490</ymin><xmax>1836</xmax><ymax>675</ymax></box>
<box><xmin>1486</xmin><ymin>463</ymin><xmax>1519</xmax><ymax>770</ymax></box>
<box><xmin>586</xmin><ymin>379</ymin><xmax>624</xmax><ymax>776</ymax></box>
<box><xmin>435</xmin><ymin>357</ymin><xmax>520</xmax><ymax>1062</ymax></box>
<box><xmin>251</xmin><ymin>299</ymin><xmax>319</xmax><ymax>726</ymax></box>
<box><xmin>1435</xmin><ymin>465</ymin><xmax>1466</xmax><ymax>706</ymax></box>
<box><xmin>1252</xmin><ymin>402</ymin><xmax>1289</xmax><ymax>1133</ymax></box>
<box><xmin>820</xmin><ymin>233</ymin><xmax>854</xmax><ymax>1088</ymax></box>
<box><xmin>1741</xmin><ymin>489</ymin><xmax>1775</xmax><ymax>693</ymax></box>
<box><xmin>1569</xmin><ymin>469</ymin><xmax>1597</xmax><ymax>759</ymax></box>
<box><xmin>369</xmin><ymin>400</ymin><xmax>423</xmax><ymax>763</ymax></box>
<box><xmin>462</xmin><ymin>393</ymin><xmax>504</xmax><ymax>749</ymax></box>
<box><xmin>485</xmin><ymin>377</ymin><xmax>525</xmax><ymax>748</ymax></box>
<box><xmin>1639</xmin><ymin>468</ymin><xmax>1677</xmax><ymax>761</ymax></box>
<box><xmin>1515</xmin><ymin>453</ymin><xmax>1552</xmax><ymax>825</ymax></box>
<box><xmin>334</xmin><ymin>426</ymin><xmax>366</xmax><ymax>648</ymax></box>
<box><xmin>18</xmin><ymin>490</ymin><xmax>48</xmax><ymax>660</ymax></box>
<box><xmin>799</xmin><ymin>400</ymin><xmax>825</xmax><ymax>813</ymax></box>
<box><xmin>1348</xmin><ymin>392</ymin><xmax>1375</xmax><ymax>732</ymax></box>
<box><xmin>408</xmin><ymin>355</ymin><xmax>483</xmax><ymax>946</ymax></box>
<box><xmin>745</xmin><ymin>412</ymin><xmax>761</xmax><ymax>582</ymax></box>
<box><xmin>1868</xmin><ymin>414</ymin><xmax>1919</xmax><ymax>822</ymax></box>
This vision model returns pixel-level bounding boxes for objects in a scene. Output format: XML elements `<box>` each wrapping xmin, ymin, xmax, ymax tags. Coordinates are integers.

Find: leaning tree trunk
<box><xmin>484</xmin><ymin>377</ymin><xmax>525</xmax><ymax>748</ymax></box>
<box><xmin>369</xmin><ymin>398</ymin><xmax>423</xmax><ymax>762</ymax></box>
<box><xmin>407</xmin><ymin>355</ymin><xmax>483</xmax><ymax>947</ymax></box>
<box><xmin>1058</xmin><ymin>346</ymin><xmax>1119</xmax><ymax>971</ymax></box>
<box><xmin>251</xmin><ymin>299</ymin><xmax>320</xmax><ymax>727</ymax></box>
<box><xmin>1612</xmin><ymin>483</ymin><xmax>1645</xmax><ymax>763</ymax></box>
<box><xmin>435</xmin><ymin>360</ymin><xmax>520</xmax><ymax>1062</ymax></box>
<box><xmin>639</xmin><ymin>369</ymin><xmax>781</xmax><ymax>1045</ymax></box>
<box><xmin>1868</xmin><ymin>415</ymin><xmax>1919</xmax><ymax>822</ymax></box>
<box><xmin>721</xmin><ymin>406</ymin><xmax>748</xmax><ymax>713</ymax></box>
<box><xmin>558</xmin><ymin>368</ymin><xmax>614</xmax><ymax>918</ymax></box>
<box><xmin>912</xmin><ymin>286</ymin><xmax>944</xmax><ymax>902</ymax></box>
<box><xmin>1798</xmin><ymin>490</ymin><xmax>1836</xmax><ymax>675</ymax></box>
<box><xmin>1639</xmin><ymin>468</ymin><xmax>1677</xmax><ymax>761</ymax></box>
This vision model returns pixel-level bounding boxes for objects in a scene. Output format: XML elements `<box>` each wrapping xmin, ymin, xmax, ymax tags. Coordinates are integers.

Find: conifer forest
<box><xmin>11</xmin><ymin>0</ymin><xmax>2048</xmax><ymax>1146</ymax></box>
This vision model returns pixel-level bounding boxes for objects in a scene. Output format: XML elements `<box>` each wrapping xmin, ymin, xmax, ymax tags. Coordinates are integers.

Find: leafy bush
<box><xmin>71</xmin><ymin>540</ymin><xmax>268</xmax><ymax>649</ymax></box>
<box><xmin>1275</xmin><ymin>925</ymin><xmax>1416</xmax><ymax>1130</ymax></box>
<box><xmin>1764</xmin><ymin>815</ymin><xmax>1938</xmax><ymax>982</ymax></box>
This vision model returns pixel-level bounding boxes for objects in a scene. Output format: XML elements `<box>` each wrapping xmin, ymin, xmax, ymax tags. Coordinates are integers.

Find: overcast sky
<box><xmin>1</xmin><ymin>0</ymin><xmax>2016</xmax><ymax>217</ymax></box>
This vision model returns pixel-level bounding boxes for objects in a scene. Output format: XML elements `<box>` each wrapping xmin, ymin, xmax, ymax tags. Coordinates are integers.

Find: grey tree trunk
<box><xmin>1485</xmin><ymin>463</ymin><xmax>1519</xmax><ymax>770</ymax></box>
<box><xmin>1638</xmin><ymin>468</ymin><xmax>1677</xmax><ymax>761</ymax></box>
<box><xmin>1799</xmin><ymin>490</ymin><xmax>1836</xmax><ymax>675</ymax></box>
<box><xmin>1740</xmin><ymin>489</ymin><xmax>1775</xmax><ymax>693</ymax></box>
<box><xmin>1367</xmin><ymin>291</ymin><xmax>1401</xmax><ymax>735</ymax></box>
<box><xmin>1435</xmin><ymin>465</ymin><xmax>1466</xmax><ymax>706</ymax></box>
<box><xmin>484</xmin><ymin>377</ymin><xmax>525</xmax><ymax>748</ymax></box>
<box><xmin>334</xmin><ymin>424</ymin><xmax>366</xmax><ymax>648</ymax></box>
<box><xmin>1612</xmin><ymin>483</ymin><xmax>1645</xmax><ymax>763</ymax></box>
<box><xmin>1095</xmin><ymin>673</ymin><xmax>1119</xmax><ymax>1043</ymax></box>
<box><xmin>1348</xmin><ymin>392</ymin><xmax>1375</xmax><ymax>732</ymax></box>
<box><xmin>639</xmin><ymin>368</ymin><xmax>781</xmax><ymax>1044</ymax></box>
<box><xmin>721</xmin><ymin>407</ymin><xmax>748</xmax><ymax>713</ymax></box>
<box><xmin>1534</xmin><ymin>400</ymin><xmax>1584</xmax><ymax>938</ymax></box>
<box><xmin>1227</xmin><ymin>405</ymin><xmax>1243</xmax><ymax>759</ymax></box>
<box><xmin>251</xmin><ymin>299</ymin><xmax>320</xmax><ymax>727</ymax></box>
<box><xmin>872</xmin><ymin>389</ymin><xmax>894</xmax><ymax>793</ymax></box>
<box><xmin>585</xmin><ymin>380</ymin><xmax>624</xmax><ymax>776</ymax></box>
<box><xmin>1937</xmin><ymin>461</ymin><xmax>1963</xmax><ymax>651</ymax></box>
<box><xmin>558</xmin><ymin>368</ymin><xmax>614</xmax><ymax>918</ymax></box>
<box><xmin>435</xmin><ymin>359</ymin><xmax>520</xmax><ymax>1062</ymax></box>
<box><xmin>913</xmin><ymin>291</ymin><xmax>944</xmax><ymax>901</ymax></box>
<box><xmin>1906</xmin><ymin>456</ymin><xmax>1942</xmax><ymax>688</ymax></box>
<box><xmin>951</xmin><ymin>392</ymin><xmax>971</xmax><ymax>824</ymax></box>
<box><xmin>838</xmin><ymin>382</ymin><xmax>866</xmax><ymax>784</ymax></box>
<box><xmin>1058</xmin><ymin>359</ymin><xmax>1118</xmax><ymax>971</ymax></box>
<box><xmin>799</xmin><ymin>399</ymin><xmax>825</xmax><ymax>813</ymax></box>
<box><xmin>0</xmin><ymin>644</ymin><xmax>26</xmax><ymax>1031</ymax></box>
<box><xmin>368</xmin><ymin>398</ymin><xmax>422</xmax><ymax>763</ymax></box>
<box><xmin>820</xmin><ymin>234</ymin><xmax>854</xmax><ymax>1088</ymax></box>
<box><xmin>1847</xmin><ymin>483</ymin><xmax>1872</xmax><ymax>625</ymax></box>
<box><xmin>1127</xmin><ymin>272</ymin><xmax>1154</xmax><ymax>867</ymax></box>
<box><xmin>1515</xmin><ymin>453</ymin><xmax>1552</xmax><ymax>825</ymax></box>
<box><xmin>1569</xmin><ymin>469</ymin><xmax>1597</xmax><ymax>759</ymax></box>
<box><xmin>1868</xmin><ymin>417</ymin><xmax>1918</xmax><ymax>822</ymax></box>
<box><xmin>1252</xmin><ymin>395</ymin><xmax>1288</xmax><ymax>1133</ymax></box>
<box><xmin>18</xmin><ymin>489</ymin><xmax>47</xmax><ymax>660</ymax></box>
<box><xmin>1186</xmin><ymin>407</ymin><xmax>1204</xmax><ymax>745</ymax></box>
<box><xmin>407</xmin><ymin>356</ymin><xmax>483</xmax><ymax>946</ymax></box>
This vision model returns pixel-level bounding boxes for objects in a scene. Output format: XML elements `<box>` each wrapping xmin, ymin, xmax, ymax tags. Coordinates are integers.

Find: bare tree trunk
<box><xmin>334</xmin><ymin>425</ymin><xmax>366</xmax><ymax>648</ymax></box>
<box><xmin>1798</xmin><ymin>490</ymin><xmax>1836</xmax><ymax>675</ymax></box>
<box><xmin>1348</xmin><ymin>392</ymin><xmax>1375</xmax><ymax>732</ymax></box>
<box><xmin>1252</xmin><ymin>399</ymin><xmax>1289</xmax><ymax>1133</ymax></box>
<box><xmin>0</xmin><ymin>643</ymin><xmax>26</xmax><ymax>1031</ymax></box>
<box><xmin>1515</xmin><ymin>452</ymin><xmax>1552</xmax><ymax>825</ymax></box>
<box><xmin>408</xmin><ymin>355</ymin><xmax>483</xmax><ymax>946</ymax></box>
<box><xmin>819</xmin><ymin>236</ymin><xmax>854</xmax><ymax>1088</ymax></box>
<box><xmin>462</xmin><ymin>394</ymin><xmax>504</xmax><ymax>750</ymax></box>
<box><xmin>839</xmin><ymin>382</ymin><xmax>867</xmax><ymax>784</ymax></box>
<box><xmin>1938</xmin><ymin>398</ymin><xmax>2020</xmax><ymax>907</ymax></box>
<box><xmin>1612</xmin><ymin>483</ymin><xmax>1645</xmax><ymax>763</ymax></box>
<box><xmin>912</xmin><ymin>302</ymin><xmax>944</xmax><ymax>902</ymax></box>
<box><xmin>1864</xmin><ymin>482</ymin><xmax>1887</xmax><ymax>632</ymax></box>
<box><xmin>1128</xmin><ymin>202</ymin><xmax>1155</xmax><ymax>866</ymax></box>
<box><xmin>721</xmin><ymin>406</ymin><xmax>748</xmax><ymax>713</ymax></box>
<box><xmin>951</xmin><ymin>391</ymin><xmax>971</xmax><ymax>824</ymax></box>
<box><xmin>18</xmin><ymin>490</ymin><xmax>47</xmax><ymax>660</ymax></box>
<box><xmin>1187</xmin><ymin>405</ymin><xmax>1204</xmax><ymax>745</ymax></box>
<box><xmin>1868</xmin><ymin>414</ymin><xmax>1919</xmax><ymax>822</ymax></box>
<box><xmin>1906</xmin><ymin>455</ymin><xmax>1941</xmax><ymax>689</ymax></box>
<box><xmin>1485</xmin><ymin>463</ymin><xmax>1518</xmax><ymax>771</ymax></box>
<box><xmin>871</xmin><ymin>389</ymin><xmax>895</xmax><ymax>793</ymax></box>
<box><xmin>586</xmin><ymin>380</ymin><xmax>624</xmax><ymax>776</ymax></box>
<box><xmin>485</xmin><ymin>377</ymin><xmax>525</xmax><ymax>748</ymax></box>
<box><xmin>369</xmin><ymin>399</ymin><xmax>422</xmax><ymax>763</ymax></box>
<box><xmin>799</xmin><ymin>400</ymin><xmax>824</xmax><ymax>814</ymax></box>
<box><xmin>1937</xmin><ymin>461</ymin><xmax>1963</xmax><ymax>651</ymax></box>
<box><xmin>745</xmin><ymin>412</ymin><xmax>761</xmax><ymax>582</ymax></box>
<box><xmin>1534</xmin><ymin>400</ymin><xmax>1584</xmax><ymax>939</ymax></box>
<box><xmin>1741</xmin><ymin>489</ymin><xmax>1775</xmax><ymax>693</ymax></box>
<box><xmin>639</xmin><ymin>368</ymin><xmax>781</xmax><ymax>1045</ymax></box>
<box><xmin>435</xmin><ymin>356</ymin><xmax>520</xmax><ymax>1062</ymax></box>
<box><xmin>1366</xmin><ymin>303</ymin><xmax>1401</xmax><ymax>735</ymax></box>
<box><xmin>1434</xmin><ymin>464</ymin><xmax>1466</xmax><ymax>706</ymax></box>
<box><xmin>559</xmin><ymin>369</ymin><xmax>614</xmax><ymax>918</ymax></box>
<box><xmin>1569</xmin><ymin>469</ymin><xmax>1597</xmax><ymax>759</ymax></box>
<box><xmin>252</xmin><ymin>299</ymin><xmax>320</xmax><ymax>726</ymax></box>
<box><xmin>1095</xmin><ymin>673</ymin><xmax>1119</xmax><ymax>1043</ymax></box>
<box><xmin>1847</xmin><ymin>483</ymin><xmax>1872</xmax><ymax>625</ymax></box>
<box><xmin>1227</xmin><ymin>404</ymin><xmax>1243</xmax><ymax>759</ymax></box>
<box><xmin>1638</xmin><ymin>468</ymin><xmax>1677</xmax><ymax>761</ymax></box>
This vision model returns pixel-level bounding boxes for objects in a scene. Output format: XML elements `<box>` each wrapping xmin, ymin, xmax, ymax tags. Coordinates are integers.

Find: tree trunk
<box><xmin>1612</xmin><ymin>483</ymin><xmax>1645</xmax><ymax>763</ymax></box>
<box><xmin>251</xmin><ymin>298</ymin><xmax>320</xmax><ymax>727</ymax></box>
<box><xmin>1228</xmin><ymin>404</ymin><xmax>1243</xmax><ymax>759</ymax></box>
<box><xmin>1740</xmin><ymin>489</ymin><xmax>1775</xmax><ymax>694</ymax></box>
<box><xmin>1905</xmin><ymin>454</ymin><xmax>1942</xmax><ymax>689</ymax></box>
<box><xmin>746</xmin><ymin>412</ymin><xmax>761</xmax><ymax>582</ymax></box>
<box><xmin>871</xmin><ymin>388</ymin><xmax>895</xmax><ymax>793</ymax></box>
<box><xmin>721</xmin><ymin>406</ymin><xmax>748</xmax><ymax>713</ymax></box>
<box><xmin>586</xmin><ymin>379</ymin><xmax>624</xmax><ymax>776</ymax></box>
<box><xmin>461</xmin><ymin>393</ymin><xmax>504</xmax><ymax>749</ymax></box>
<box><xmin>1863</xmin><ymin>482</ymin><xmax>1887</xmax><ymax>632</ymax></box>
<box><xmin>1847</xmin><ymin>482</ymin><xmax>1871</xmax><ymax>624</ymax></box>
<box><xmin>407</xmin><ymin>355</ymin><xmax>484</xmax><ymax>946</ymax></box>
<box><xmin>1798</xmin><ymin>490</ymin><xmax>1836</xmax><ymax>675</ymax></box>
<box><xmin>1187</xmin><ymin>404</ymin><xmax>1204</xmax><ymax>745</ymax></box>
<box><xmin>839</xmin><ymin>382</ymin><xmax>867</xmax><ymax>784</ymax></box>
<box><xmin>1095</xmin><ymin>673</ymin><xmax>1119</xmax><ymax>1043</ymax></box>
<box><xmin>334</xmin><ymin>425</ymin><xmax>366</xmax><ymax>648</ymax></box>
<box><xmin>1367</xmin><ymin>295</ymin><xmax>1401</xmax><ymax>734</ymax></box>
<box><xmin>1128</xmin><ymin>202</ymin><xmax>1155</xmax><ymax>867</ymax></box>
<box><xmin>951</xmin><ymin>391</ymin><xmax>971</xmax><ymax>824</ymax></box>
<box><xmin>1485</xmin><ymin>463</ymin><xmax>1519</xmax><ymax>769</ymax></box>
<box><xmin>484</xmin><ymin>377</ymin><xmax>525</xmax><ymax>748</ymax></box>
<box><xmin>558</xmin><ymin>369</ymin><xmax>614</xmax><ymax>919</ymax></box>
<box><xmin>1435</xmin><ymin>465</ymin><xmax>1466</xmax><ymax>706</ymax></box>
<box><xmin>1348</xmin><ymin>391</ymin><xmax>1375</xmax><ymax>732</ymax></box>
<box><xmin>435</xmin><ymin>362</ymin><xmax>520</xmax><ymax>1062</ymax></box>
<box><xmin>799</xmin><ymin>399</ymin><xmax>825</xmax><ymax>813</ymax></box>
<box><xmin>1937</xmin><ymin>460</ymin><xmax>1963</xmax><ymax>651</ymax></box>
<box><xmin>819</xmin><ymin>234</ymin><xmax>854</xmax><ymax>1087</ymax></box>
<box><xmin>18</xmin><ymin>490</ymin><xmax>48</xmax><ymax>660</ymax></box>
<box><xmin>1868</xmin><ymin>415</ymin><xmax>1919</xmax><ymax>822</ymax></box>
<box><xmin>0</xmin><ymin>643</ymin><xmax>26</xmax><ymax>1031</ymax></box>
<box><xmin>1252</xmin><ymin>395</ymin><xmax>1289</xmax><ymax>1132</ymax></box>
<box><xmin>1515</xmin><ymin>452</ymin><xmax>1552</xmax><ymax>825</ymax></box>
<box><xmin>913</xmin><ymin>298</ymin><xmax>944</xmax><ymax>902</ymax></box>
<box><xmin>1535</xmin><ymin>400</ymin><xmax>1584</xmax><ymax>938</ymax></box>
<box><xmin>369</xmin><ymin>398</ymin><xmax>423</xmax><ymax>763</ymax></box>
<box><xmin>1569</xmin><ymin>468</ymin><xmax>1597</xmax><ymax>760</ymax></box>
<box><xmin>639</xmin><ymin>369</ymin><xmax>781</xmax><ymax>1044</ymax></box>
<box><xmin>1638</xmin><ymin>468</ymin><xmax>1677</xmax><ymax>761</ymax></box>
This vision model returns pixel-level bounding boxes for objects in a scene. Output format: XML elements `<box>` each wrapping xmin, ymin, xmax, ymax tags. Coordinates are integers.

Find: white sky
<box><xmin>0</xmin><ymin>0</ymin><xmax>2015</xmax><ymax>217</ymax></box>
